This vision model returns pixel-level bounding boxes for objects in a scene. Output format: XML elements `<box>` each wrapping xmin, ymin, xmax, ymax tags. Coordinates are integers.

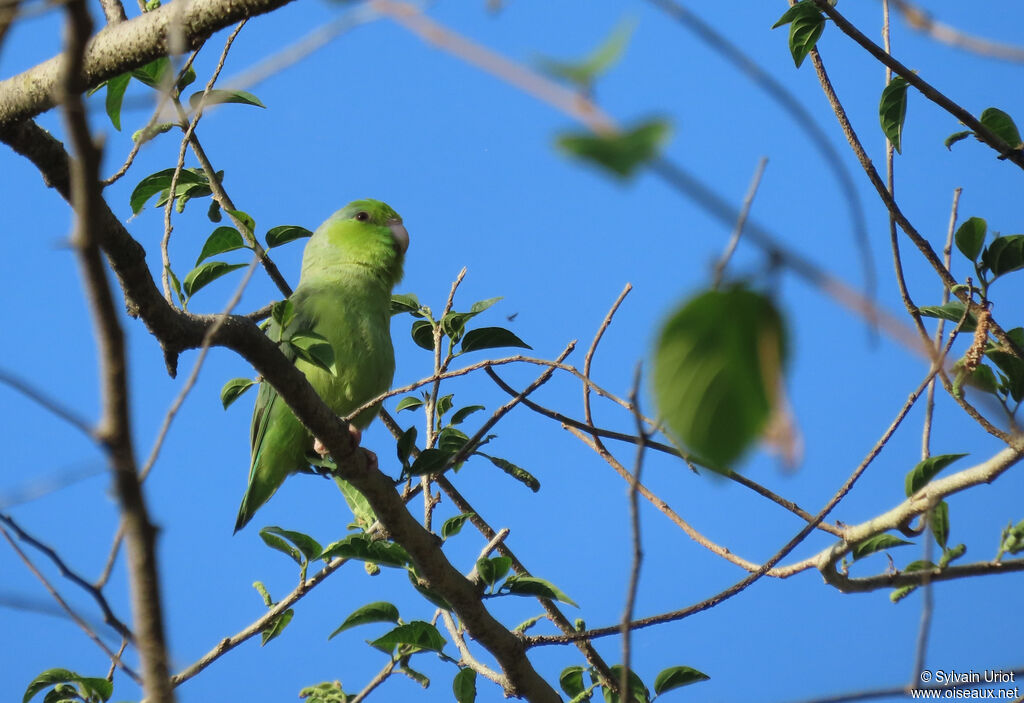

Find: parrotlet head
<box><xmin>300</xmin><ymin>198</ymin><xmax>408</xmax><ymax>287</ymax></box>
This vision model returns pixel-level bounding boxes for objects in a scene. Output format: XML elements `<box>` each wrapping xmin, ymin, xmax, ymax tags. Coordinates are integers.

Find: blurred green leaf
<box><xmin>290</xmin><ymin>332</ymin><xmax>336</xmax><ymax>375</ymax></box>
<box><xmin>451</xmin><ymin>405</ymin><xmax>485</xmax><ymax>424</ymax></box>
<box><xmin>652</xmin><ymin>287</ymin><xmax>787</xmax><ymax>470</ymax></box>
<box><xmin>930</xmin><ymin>501</ymin><xmax>949</xmax><ymax>550</ymax></box>
<box><xmin>603</xmin><ymin>666</ymin><xmax>649</xmax><ymax>703</ymax></box>
<box><xmin>557</xmin><ymin>120</ymin><xmax>670</xmax><ymax>179</ymax></box>
<box><xmin>481</xmin><ymin>453</ymin><xmax>540</xmax><ymax>492</ymax></box>
<box><xmin>395</xmin><ymin>396</ymin><xmax>423</xmax><ymax>413</ymax></box>
<box><xmin>560</xmin><ymin>666</ymin><xmax>586</xmax><ymax>698</ymax></box>
<box><xmin>537</xmin><ymin>18</ymin><xmax>635</xmax><ymax>91</ymax></box>
<box><xmin>411</xmin><ymin>319</ymin><xmax>436</xmax><ymax>350</ymax></box>
<box><xmin>334</xmin><ymin>477</ymin><xmax>376</xmax><ymax>531</ymax></box>
<box><xmin>408</xmin><ymin>448</ymin><xmax>453</xmax><ymax>476</ymax></box>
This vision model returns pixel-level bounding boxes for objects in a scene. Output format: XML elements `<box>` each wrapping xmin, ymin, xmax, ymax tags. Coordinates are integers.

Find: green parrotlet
<box><xmin>234</xmin><ymin>199</ymin><xmax>409</xmax><ymax>532</ymax></box>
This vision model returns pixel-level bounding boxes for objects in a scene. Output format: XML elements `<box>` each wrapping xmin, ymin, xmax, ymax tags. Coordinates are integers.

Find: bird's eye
<box><xmin>355</xmin><ymin>211</ymin><xmax>370</xmax><ymax>222</ymax></box>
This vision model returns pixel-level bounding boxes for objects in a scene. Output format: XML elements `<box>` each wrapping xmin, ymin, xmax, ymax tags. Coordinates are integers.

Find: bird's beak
<box><xmin>388</xmin><ymin>219</ymin><xmax>409</xmax><ymax>254</ymax></box>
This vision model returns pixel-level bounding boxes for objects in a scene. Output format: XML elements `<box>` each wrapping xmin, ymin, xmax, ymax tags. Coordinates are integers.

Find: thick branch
<box><xmin>0</xmin><ymin>0</ymin><xmax>297</xmax><ymax>128</ymax></box>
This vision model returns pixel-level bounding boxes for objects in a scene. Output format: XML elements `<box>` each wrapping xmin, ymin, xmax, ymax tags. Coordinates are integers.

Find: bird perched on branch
<box><xmin>235</xmin><ymin>199</ymin><xmax>409</xmax><ymax>532</ymax></box>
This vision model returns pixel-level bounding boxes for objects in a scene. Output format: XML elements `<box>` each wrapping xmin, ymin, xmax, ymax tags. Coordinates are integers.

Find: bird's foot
<box><xmin>312</xmin><ymin>425</ymin><xmax>363</xmax><ymax>458</ymax></box>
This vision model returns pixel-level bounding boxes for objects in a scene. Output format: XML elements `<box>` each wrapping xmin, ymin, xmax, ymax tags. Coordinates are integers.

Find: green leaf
<box><xmin>930</xmin><ymin>501</ymin><xmax>949</xmax><ymax>550</ymax></box>
<box><xmin>483</xmin><ymin>454</ymin><xmax>540</xmax><ymax>492</ymax></box>
<box><xmin>130</xmin><ymin>56</ymin><xmax>171</xmax><ymax>88</ymax></box>
<box><xmin>23</xmin><ymin>670</ymin><xmax>112</xmax><ymax>703</ymax></box>
<box><xmin>408</xmin><ymin>448</ymin><xmax>453</xmax><ymax>476</ymax></box>
<box><xmin>220</xmin><ymin>377</ymin><xmax>255</xmax><ymax>409</ymax></box>
<box><xmin>850</xmin><ymin>534</ymin><xmax>913</xmax><ymax>562</ymax></box>
<box><xmin>603</xmin><ymin>666</ymin><xmax>649</xmax><ymax>703</ymax></box>
<box><xmin>560</xmin><ymin>667</ymin><xmax>586</xmax><ymax>698</ymax></box>
<box><xmin>981</xmin><ymin>234</ymin><xmax>1024</xmax><ymax>279</ymax></box>
<box><xmin>441</xmin><ymin>512</ymin><xmax>475</xmax><ymax>540</ymax></box>
<box><xmin>453</xmin><ymin>668</ymin><xmax>477</xmax><ymax>703</ymax></box>
<box><xmin>369</xmin><ymin>621</ymin><xmax>446</xmax><ymax>655</ymax></box>
<box><xmin>987</xmin><ymin>350</ymin><xmax>1024</xmax><ymax>402</ymax></box>
<box><xmin>132</xmin><ymin>121</ymin><xmax>174</xmax><ymax>145</ymax></box>
<box><xmin>954</xmin><ymin>217</ymin><xmax>987</xmax><ymax>262</ymax></box>
<box><xmin>945</xmin><ymin>130</ymin><xmax>972</xmax><ymax>150</ymax></box>
<box><xmin>129</xmin><ymin>168</ymin><xmax>205</xmax><ymax>214</ymax></box>
<box><xmin>997</xmin><ymin>520</ymin><xmax>1024</xmax><ymax>560</ymax></box>
<box><xmin>225</xmin><ymin>208</ymin><xmax>255</xmax><ymax>235</ymax></box>
<box><xmin>905</xmin><ymin>453</ymin><xmax>968</xmax><ymax>496</ymax></box>
<box><xmin>537</xmin><ymin>18</ymin><xmax>634</xmax><ymax>91</ymax></box>
<box><xmin>298</xmin><ymin>681</ymin><xmax>347</xmax><ymax>703</ymax></box>
<box><xmin>189</xmin><ymin>89</ymin><xmax>266</xmax><ymax>110</ymax></box>
<box><xmin>253</xmin><ymin>580</ymin><xmax>273</xmax><ymax>606</ymax></box>
<box><xmin>261</xmin><ymin>608</ymin><xmax>293</xmax><ymax>646</ymax></box>
<box><xmin>290</xmin><ymin>333</ymin><xmax>337</xmax><ymax>375</ymax></box>
<box><xmin>391</xmin><ymin>293</ymin><xmax>422</xmax><ymax>316</ymax></box>
<box><xmin>396</xmin><ymin>425</ymin><xmax>418</xmax><ymax>468</ymax></box>
<box><xmin>259</xmin><ymin>528</ymin><xmax>302</xmax><ymax>565</ymax></box>
<box><xmin>652</xmin><ymin>287</ymin><xmax>787</xmax><ymax>470</ymax></box>
<box><xmin>411</xmin><ymin>319</ymin><xmax>436</xmax><ymax>350</ymax></box>
<box><xmin>476</xmin><ymin>555</ymin><xmax>512</xmax><ymax>586</ymax></box>
<box><xmin>557</xmin><ymin>120</ymin><xmax>671</xmax><ymax>179</ymax></box>
<box><xmin>459</xmin><ymin>327</ymin><xmax>532</xmax><ymax>354</ymax></box>
<box><xmin>260</xmin><ymin>526</ymin><xmax>322</xmax><ymax>561</ymax></box>
<box><xmin>334</xmin><ymin>477</ymin><xmax>377</xmax><ymax>532</ymax></box>
<box><xmin>395</xmin><ymin>396</ymin><xmax>424</xmax><ymax>413</ymax></box>
<box><xmin>451</xmin><ymin>405</ymin><xmax>485</xmax><ymax>424</ymax></box>
<box><xmin>196</xmin><ymin>226</ymin><xmax>245</xmax><ymax>265</ymax></box>
<box><xmin>772</xmin><ymin>1</ymin><xmax>824</xmax><ymax>68</ymax></box>
<box><xmin>328</xmin><ymin>601</ymin><xmax>400</xmax><ymax>639</ymax></box>
<box><xmin>103</xmin><ymin>73</ymin><xmax>130</xmax><ymax>131</ymax></box>
<box><xmin>979</xmin><ymin>107</ymin><xmax>1023</xmax><ymax>149</ymax></box>
<box><xmin>504</xmin><ymin>575</ymin><xmax>578</xmax><ymax>606</ymax></box>
<box><xmin>436</xmin><ymin>393</ymin><xmax>454</xmax><ymax>419</ymax></box>
<box><xmin>918</xmin><ymin>300</ymin><xmax>977</xmax><ymax>332</ymax></box>
<box><xmin>182</xmin><ymin>261</ymin><xmax>248</xmax><ymax>298</ymax></box>
<box><xmin>654</xmin><ymin>666</ymin><xmax>710</xmax><ymax>694</ymax></box>
<box><xmin>470</xmin><ymin>296</ymin><xmax>503</xmax><ymax>315</ymax></box>
<box><xmin>319</xmin><ymin>534</ymin><xmax>410</xmax><ymax>568</ymax></box>
<box><xmin>407</xmin><ymin>567</ymin><xmax>453</xmax><ymax>611</ymax></box>
<box><xmin>438</xmin><ymin>427</ymin><xmax>470</xmax><ymax>456</ymax></box>
<box><xmin>166</xmin><ymin>265</ymin><xmax>185</xmax><ymax>308</ymax></box>
<box><xmin>272</xmin><ymin>299</ymin><xmax>295</xmax><ymax>330</ymax></box>
<box><xmin>939</xmin><ymin>543</ymin><xmax>966</xmax><ymax>568</ymax></box>
<box><xmin>265</xmin><ymin>225</ymin><xmax>313</xmax><ymax>249</ymax></box>
<box><xmin>879</xmin><ymin>76</ymin><xmax>909</xmax><ymax>154</ymax></box>
<box><xmin>514</xmin><ymin>614</ymin><xmax>545</xmax><ymax>633</ymax></box>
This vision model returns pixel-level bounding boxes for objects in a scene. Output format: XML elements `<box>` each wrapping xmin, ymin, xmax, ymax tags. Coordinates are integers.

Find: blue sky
<box><xmin>2</xmin><ymin>1</ymin><xmax>1024</xmax><ymax>701</ymax></box>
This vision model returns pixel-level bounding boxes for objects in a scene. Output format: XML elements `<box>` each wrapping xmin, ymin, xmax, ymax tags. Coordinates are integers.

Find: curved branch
<box><xmin>0</xmin><ymin>0</ymin><xmax>297</xmax><ymax>128</ymax></box>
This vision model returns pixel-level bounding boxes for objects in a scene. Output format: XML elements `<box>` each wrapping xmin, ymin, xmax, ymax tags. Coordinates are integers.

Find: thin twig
<box><xmin>0</xmin><ymin>367</ymin><xmax>93</xmax><ymax>437</ymax></box>
<box><xmin>890</xmin><ymin>0</ymin><xmax>1024</xmax><ymax>62</ymax></box>
<box><xmin>349</xmin><ymin>659</ymin><xmax>397</xmax><ymax>703</ymax></box>
<box><xmin>620</xmin><ymin>365</ymin><xmax>646</xmax><ymax>701</ymax></box>
<box><xmin>60</xmin><ymin>1</ymin><xmax>175</xmax><ymax>698</ymax></box>
<box><xmin>713</xmin><ymin>157</ymin><xmax>766</xmax><ymax>288</ymax></box>
<box><xmin>1</xmin><ymin>526</ymin><xmax>141</xmax><ymax>682</ymax></box>
<box><xmin>441</xmin><ymin>611</ymin><xmax>506</xmax><ymax>687</ymax></box>
<box><xmin>0</xmin><ymin>512</ymin><xmax>134</xmax><ymax>641</ymax></box>
<box><xmin>529</xmin><ymin>362</ymin><xmax>940</xmax><ymax>646</ymax></box>
<box><xmin>811</xmin><ymin>0</ymin><xmax>1024</xmax><ymax>169</ymax></box>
